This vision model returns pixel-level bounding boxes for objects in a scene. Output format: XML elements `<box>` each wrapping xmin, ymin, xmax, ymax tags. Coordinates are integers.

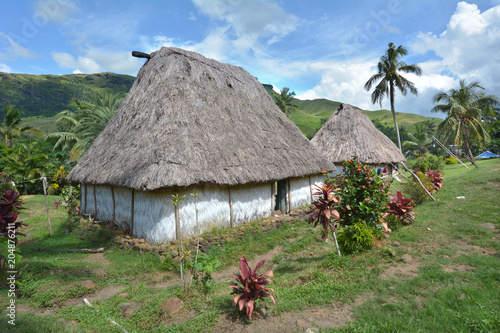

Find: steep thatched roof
<box><xmin>67</xmin><ymin>47</ymin><xmax>333</xmax><ymax>191</ymax></box>
<box><xmin>311</xmin><ymin>103</ymin><xmax>405</xmax><ymax>164</ymax></box>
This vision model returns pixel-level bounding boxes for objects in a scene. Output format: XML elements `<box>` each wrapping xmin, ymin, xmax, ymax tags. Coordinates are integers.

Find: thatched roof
<box><xmin>310</xmin><ymin>103</ymin><xmax>405</xmax><ymax>164</ymax></box>
<box><xmin>67</xmin><ymin>47</ymin><xmax>333</xmax><ymax>191</ymax></box>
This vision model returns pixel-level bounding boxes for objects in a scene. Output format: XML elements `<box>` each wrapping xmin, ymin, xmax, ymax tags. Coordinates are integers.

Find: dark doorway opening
<box><xmin>275</xmin><ymin>180</ymin><xmax>287</xmax><ymax>212</ymax></box>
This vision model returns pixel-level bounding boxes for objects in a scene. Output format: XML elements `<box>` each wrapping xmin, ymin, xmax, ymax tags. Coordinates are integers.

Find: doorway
<box><xmin>275</xmin><ymin>180</ymin><xmax>287</xmax><ymax>212</ymax></box>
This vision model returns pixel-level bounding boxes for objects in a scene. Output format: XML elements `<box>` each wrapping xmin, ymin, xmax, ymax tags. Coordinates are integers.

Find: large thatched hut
<box><xmin>67</xmin><ymin>47</ymin><xmax>333</xmax><ymax>244</ymax></box>
<box><xmin>311</xmin><ymin>103</ymin><xmax>405</xmax><ymax>175</ymax></box>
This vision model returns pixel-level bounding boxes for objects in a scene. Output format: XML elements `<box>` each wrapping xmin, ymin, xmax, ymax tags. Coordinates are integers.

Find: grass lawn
<box><xmin>0</xmin><ymin>159</ymin><xmax>499</xmax><ymax>332</ymax></box>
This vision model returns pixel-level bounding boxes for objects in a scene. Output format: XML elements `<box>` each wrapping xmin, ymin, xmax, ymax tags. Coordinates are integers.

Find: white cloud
<box><xmin>52</xmin><ymin>48</ymin><xmax>144</xmax><ymax>75</ymax></box>
<box><xmin>411</xmin><ymin>2</ymin><xmax>500</xmax><ymax>94</ymax></box>
<box><xmin>191</xmin><ymin>0</ymin><xmax>299</xmax><ymax>56</ymax></box>
<box><xmin>34</xmin><ymin>0</ymin><xmax>79</xmax><ymax>23</ymax></box>
<box><xmin>0</xmin><ymin>63</ymin><xmax>12</xmax><ymax>72</ymax></box>
<box><xmin>0</xmin><ymin>32</ymin><xmax>40</xmax><ymax>61</ymax></box>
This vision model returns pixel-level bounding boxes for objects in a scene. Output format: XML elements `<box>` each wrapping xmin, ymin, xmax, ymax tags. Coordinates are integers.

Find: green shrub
<box><xmin>412</xmin><ymin>153</ymin><xmax>443</xmax><ymax>172</ymax></box>
<box><xmin>402</xmin><ymin>171</ymin><xmax>433</xmax><ymax>204</ymax></box>
<box><xmin>445</xmin><ymin>156</ymin><xmax>458</xmax><ymax>164</ymax></box>
<box><xmin>337</xmin><ymin>222</ymin><xmax>375</xmax><ymax>254</ymax></box>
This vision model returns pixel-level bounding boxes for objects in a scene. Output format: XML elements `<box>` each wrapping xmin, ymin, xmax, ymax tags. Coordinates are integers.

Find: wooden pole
<box><xmin>308</xmin><ymin>176</ymin><xmax>313</xmax><ymax>201</ymax></box>
<box><xmin>111</xmin><ymin>186</ymin><xmax>115</xmax><ymax>222</ymax></box>
<box><xmin>400</xmin><ymin>162</ymin><xmax>437</xmax><ymax>201</ymax></box>
<box><xmin>131</xmin><ymin>190</ymin><xmax>135</xmax><ymax>236</ymax></box>
<box><xmin>93</xmin><ymin>185</ymin><xmax>97</xmax><ymax>220</ymax></box>
<box><xmin>41</xmin><ymin>175</ymin><xmax>53</xmax><ymax>237</ymax></box>
<box><xmin>287</xmin><ymin>179</ymin><xmax>291</xmax><ymax>214</ymax></box>
<box><xmin>174</xmin><ymin>195</ymin><xmax>180</xmax><ymax>241</ymax></box>
<box><xmin>433</xmin><ymin>136</ymin><xmax>470</xmax><ymax>170</ymax></box>
<box><xmin>228</xmin><ymin>185</ymin><xmax>234</xmax><ymax>228</ymax></box>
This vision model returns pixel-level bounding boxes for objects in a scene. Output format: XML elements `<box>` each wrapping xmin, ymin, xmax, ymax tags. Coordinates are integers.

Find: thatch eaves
<box><xmin>67</xmin><ymin>47</ymin><xmax>333</xmax><ymax>191</ymax></box>
<box><xmin>311</xmin><ymin>103</ymin><xmax>405</xmax><ymax>164</ymax></box>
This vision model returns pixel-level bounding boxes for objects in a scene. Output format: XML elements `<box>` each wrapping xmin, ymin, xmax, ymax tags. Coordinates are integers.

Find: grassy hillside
<box><xmin>0</xmin><ymin>72</ymin><xmax>135</xmax><ymax>120</ymax></box>
<box><xmin>22</xmin><ymin>114</ymin><xmax>62</xmax><ymax>134</ymax></box>
<box><xmin>264</xmin><ymin>85</ymin><xmax>443</xmax><ymax>137</ymax></box>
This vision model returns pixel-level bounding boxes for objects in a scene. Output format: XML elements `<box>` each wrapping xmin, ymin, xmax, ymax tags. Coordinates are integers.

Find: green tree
<box><xmin>403</xmin><ymin>123</ymin><xmax>432</xmax><ymax>156</ymax></box>
<box><xmin>0</xmin><ymin>104</ymin><xmax>43</xmax><ymax>147</ymax></box>
<box><xmin>274</xmin><ymin>87</ymin><xmax>297</xmax><ymax>117</ymax></box>
<box><xmin>46</xmin><ymin>93</ymin><xmax>122</xmax><ymax>161</ymax></box>
<box><xmin>364</xmin><ymin>43</ymin><xmax>422</xmax><ymax>151</ymax></box>
<box><xmin>431</xmin><ymin>80</ymin><xmax>499</xmax><ymax>168</ymax></box>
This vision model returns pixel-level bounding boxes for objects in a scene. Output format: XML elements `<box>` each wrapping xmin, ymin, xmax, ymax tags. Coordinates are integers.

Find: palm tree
<box><xmin>274</xmin><ymin>87</ymin><xmax>297</xmax><ymax>117</ymax></box>
<box><xmin>364</xmin><ymin>43</ymin><xmax>422</xmax><ymax>151</ymax></box>
<box><xmin>46</xmin><ymin>93</ymin><xmax>123</xmax><ymax>161</ymax></box>
<box><xmin>0</xmin><ymin>104</ymin><xmax>43</xmax><ymax>147</ymax></box>
<box><xmin>403</xmin><ymin>123</ymin><xmax>432</xmax><ymax>156</ymax></box>
<box><xmin>432</xmin><ymin>80</ymin><xmax>499</xmax><ymax>167</ymax></box>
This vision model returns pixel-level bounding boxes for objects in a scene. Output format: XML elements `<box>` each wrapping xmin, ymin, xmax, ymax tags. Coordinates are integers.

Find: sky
<box><xmin>1</xmin><ymin>0</ymin><xmax>500</xmax><ymax>118</ymax></box>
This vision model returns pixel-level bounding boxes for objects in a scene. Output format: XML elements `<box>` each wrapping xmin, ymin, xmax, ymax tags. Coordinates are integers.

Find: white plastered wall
<box><xmin>289</xmin><ymin>176</ymin><xmax>313</xmax><ymax>210</ymax></box>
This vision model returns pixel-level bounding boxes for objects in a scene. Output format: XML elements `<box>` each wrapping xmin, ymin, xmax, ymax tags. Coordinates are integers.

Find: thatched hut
<box><xmin>67</xmin><ymin>47</ymin><xmax>333</xmax><ymax>244</ymax></box>
<box><xmin>311</xmin><ymin>103</ymin><xmax>405</xmax><ymax>175</ymax></box>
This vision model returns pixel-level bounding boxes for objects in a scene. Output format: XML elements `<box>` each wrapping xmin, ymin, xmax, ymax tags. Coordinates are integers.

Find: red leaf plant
<box><xmin>425</xmin><ymin>169</ymin><xmax>444</xmax><ymax>192</ymax></box>
<box><xmin>228</xmin><ymin>256</ymin><xmax>276</xmax><ymax>320</ymax></box>
<box><xmin>383</xmin><ymin>190</ymin><xmax>416</xmax><ymax>226</ymax></box>
<box><xmin>0</xmin><ymin>190</ymin><xmax>27</xmax><ymax>245</ymax></box>
<box><xmin>307</xmin><ymin>181</ymin><xmax>341</xmax><ymax>241</ymax></box>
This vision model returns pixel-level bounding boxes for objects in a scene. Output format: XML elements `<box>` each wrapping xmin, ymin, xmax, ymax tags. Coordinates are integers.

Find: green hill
<box><xmin>8</xmin><ymin>75</ymin><xmax>442</xmax><ymax>136</ymax></box>
<box><xmin>0</xmin><ymin>72</ymin><xmax>135</xmax><ymax>120</ymax></box>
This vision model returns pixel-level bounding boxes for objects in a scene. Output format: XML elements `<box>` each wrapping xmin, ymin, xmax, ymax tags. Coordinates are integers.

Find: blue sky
<box><xmin>1</xmin><ymin>0</ymin><xmax>500</xmax><ymax>118</ymax></box>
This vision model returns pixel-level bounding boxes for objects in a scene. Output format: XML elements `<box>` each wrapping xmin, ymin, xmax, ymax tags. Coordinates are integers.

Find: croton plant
<box><xmin>229</xmin><ymin>256</ymin><xmax>276</xmax><ymax>320</ymax></box>
<box><xmin>425</xmin><ymin>169</ymin><xmax>444</xmax><ymax>192</ymax></box>
<box><xmin>307</xmin><ymin>180</ymin><xmax>341</xmax><ymax>241</ymax></box>
<box><xmin>383</xmin><ymin>190</ymin><xmax>416</xmax><ymax>226</ymax></box>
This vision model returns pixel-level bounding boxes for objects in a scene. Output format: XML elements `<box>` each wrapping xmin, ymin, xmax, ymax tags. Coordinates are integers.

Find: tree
<box><xmin>403</xmin><ymin>122</ymin><xmax>432</xmax><ymax>156</ymax></box>
<box><xmin>0</xmin><ymin>104</ymin><xmax>43</xmax><ymax>147</ymax></box>
<box><xmin>432</xmin><ymin>80</ymin><xmax>499</xmax><ymax>167</ymax></box>
<box><xmin>274</xmin><ymin>87</ymin><xmax>297</xmax><ymax>117</ymax></box>
<box><xmin>46</xmin><ymin>93</ymin><xmax>122</xmax><ymax>161</ymax></box>
<box><xmin>364</xmin><ymin>43</ymin><xmax>422</xmax><ymax>151</ymax></box>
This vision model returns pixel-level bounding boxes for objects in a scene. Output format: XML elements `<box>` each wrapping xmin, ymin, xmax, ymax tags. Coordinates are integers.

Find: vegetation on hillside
<box><xmin>0</xmin><ymin>72</ymin><xmax>134</xmax><ymax>120</ymax></box>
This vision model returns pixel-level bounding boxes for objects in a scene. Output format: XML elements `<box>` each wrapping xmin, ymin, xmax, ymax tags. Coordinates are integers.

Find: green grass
<box><xmin>1</xmin><ymin>159</ymin><xmax>499</xmax><ymax>332</ymax></box>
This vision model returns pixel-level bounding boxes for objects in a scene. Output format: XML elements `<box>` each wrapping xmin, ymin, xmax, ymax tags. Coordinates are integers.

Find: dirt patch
<box><xmin>379</xmin><ymin>261</ymin><xmax>420</xmax><ymax>280</ymax></box>
<box><xmin>442</xmin><ymin>264</ymin><xmax>476</xmax><ymax>273</ymax></box>
<box><xmin>212</xmin><ymin>246</ymin><xmax>283</xmax><ymax>284</ymax></box>
<box><xmin>83</xmin><ymin>252</ymin><xmax>109</xmax><ymax>276</ymax></box>
<box><xmin>211</xmin><ymin>297</ymin><xmax>366</xmax><ymax>333</ymax></box>
<box><xmin>15</xmin><ymin>304</ymin><xmax>57</xmax><ymax>316</ymax></box>
<box><xmin>64</xmin><ymin>285</ymin><xmax>126</xmax><ymax>307</ymax></box>
<box><xmin>454</xmin><ymin>240</ymin><xmax>497</xmax><ymax>256</ymax></box>
<box><xmin>486</xmin><ymin>181</ymin><xmax>499</xmax><ymax>188</ymax></box>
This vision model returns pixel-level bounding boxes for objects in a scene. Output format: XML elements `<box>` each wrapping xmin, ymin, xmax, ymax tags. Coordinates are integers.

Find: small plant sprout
<box><xmin>229</xmin><ymin>256</ymin><xmax>276</xmax><ymax>320</ymax></box>
<box><xmin>307</xmin><ymin>181</ymin><xmax>342</xmax><ymax>256</ymax></box>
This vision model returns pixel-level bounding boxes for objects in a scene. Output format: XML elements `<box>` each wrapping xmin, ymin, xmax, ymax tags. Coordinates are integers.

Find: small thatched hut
<box><xmin>67</xmin><ymin>47</ymin><xmax>333</xmax><ymax>244</ymax></box>
<box><xmin>311</xmin><ymin>103</ymin><xmax>405</xmax><ymax>175</ymax></box>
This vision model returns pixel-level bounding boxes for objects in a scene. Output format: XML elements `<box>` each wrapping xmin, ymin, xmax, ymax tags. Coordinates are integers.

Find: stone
<box><xmin>297</xmin><ymin>319</ymin><xmax>307</xmax><ymax>327</ymax></box>
<box><xmin>480</xmin><ymin>223</ymin><xmax>496</xmax><ymax>230</ymax></box>
<box><xmin>117</xmin><ymin>292</ymin><xmax>129</xmax><ymax>299</ymax></box>
<box><xmin>81</xmin><ymin>280</ymin><xmax>96</xmax><ymax>289</ymax></box>
<box><xmin>160</xmin><ymin>297</ymin><xmax>183</xmax><ymax>316</ymax></box>
<box><xmin>158</xmin><ymin>244</ymin><xmax>167</xmax><ymax>253</ymax></box>
<box><xmin>172</xmin><ymin>256</ymin><xmax>181</xmax><ymax>264</ymax></box>
<box><xmin>393</xmin><ymin>241</ymin><xmax>401</xmax><ymax>247</ymax></box>
<box><xmin>401</xmin><ymin>254</ymin><xmax>413</xmax><ymax>263</ymax></box>
<box><xmin>305</xmin><ymin>328</ymin><xmax>319</xmax><ymax>333</ymax></box>
<box><xmin>258</xmin><ymin>307</ymin><xmax>268</xmax><ymax>318</ymax></box>
<box><xmin>201</xmin><ymin>246</ymin><xmax>209</xmax><ymax>253</ymax></box>
<box><xmin>138</xmin><ymin>239</ymin><xmax>145</xmax><ymax>244</ymax></box>
<box><xmin>118</xmin><ymin>302</ymin><xmax>141</xmax><ymax>318</ymax></box>
<box><xmin>171</xmin><ymin>249</ymin><xmax>179</xmax><ymax>257</ymax></box>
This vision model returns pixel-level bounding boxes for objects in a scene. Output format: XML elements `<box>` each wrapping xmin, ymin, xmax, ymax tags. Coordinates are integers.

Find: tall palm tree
<box><xmin>403</xmin><ymin>123</ymin><xmax>432</xmax><ymax>156</ymax></box>
<box><xmin>0</xmin><ymin>104</ymin><xmax>43</xmax><ymax>147</ymax></box>
<box><xmin>364</xmin><ymin>43</ymin><xmax>422</xmax><ymax>151</ymax></box>
<box><xmin>274</xmin><ymin>87</ymin><xmax>297</xmax><ymax>117</ymax></box>
<box><xmin>46</xmin><ymin>93</ymin><xmax>123</xmax><ymax>161</ymax></box>
<box><xmin>432</xmin><ymin>80</ymin><xmax>499</xmax><ymax>168</ymax></box>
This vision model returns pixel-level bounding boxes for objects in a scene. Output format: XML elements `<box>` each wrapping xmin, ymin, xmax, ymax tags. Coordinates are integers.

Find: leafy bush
<box><xmin>188</xmin><ymin>252</ymin><xmax>222</xmax><ymax>292</ymax></box>
<box><xmin>229</xmin><ymin>256</ymin><xmax>276</xmax><ymax>320</ymax></box>
<box><xmin>307</xmin><ymin>181</ymin><xmax>340</xmax><ymax>241</ymax></box>
<box><xmin>445</xmin><ymin>156</ymin><xmax>458</xmax><ymax>164</ymax></box>
<box><xmin>383</xmin><ymin>191</ymin><xmax>416</xmax><ymax>228</ymax></box>
<box><xmin>337</xmin><ymin>222</ymin><xmax>375</xmax><ymax>254</ymax></box>
<box><xmin>425</xmin><ymin>169</ymin><xmax>444</xmax><ymax>192</ymax></box>
<box><xmin>332</xmin><ymin>157</ymin><xmax>391</xmax><ymax>230</ymax></box>
<box><xmin>402</xmin><ymin>171</ymin><xmax>433</xmax><ymax>204</ymax></box>
<box><xmin>412</xmin><ymin>153</ymin><xmax>443</xmax><ymax>172</ymax></box>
